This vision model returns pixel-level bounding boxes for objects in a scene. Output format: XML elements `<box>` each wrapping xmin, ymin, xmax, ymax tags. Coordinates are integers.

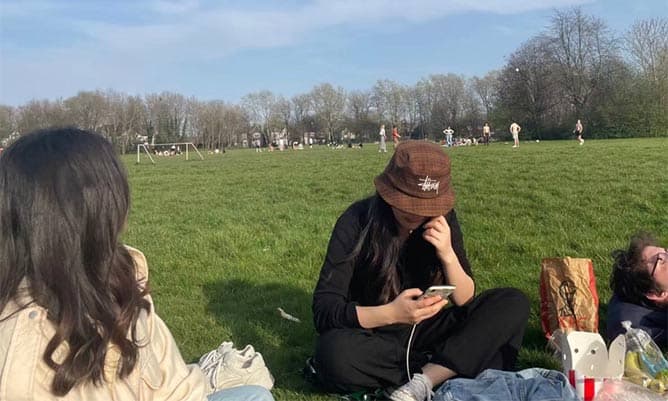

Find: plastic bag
<box><xmin>594</xmin><ymin>379</ymin><xmax>667</xmax><ymax>401</ymax></box>
<box><xmin>622</xmin><ymin>321</ymin><xmax>668</xmax><ymax>393</ymax></box>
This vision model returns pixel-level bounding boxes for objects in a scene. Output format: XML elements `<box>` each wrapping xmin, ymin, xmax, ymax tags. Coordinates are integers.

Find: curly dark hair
<box><xmin>0</xmin><ymin>127</ymin><xmax>150</xmax><ymax>395</ymax></box>
<box><xmin>609</xmin><ymin>232</ymin><xmax>662</xmax><ymax>306</ymax></box>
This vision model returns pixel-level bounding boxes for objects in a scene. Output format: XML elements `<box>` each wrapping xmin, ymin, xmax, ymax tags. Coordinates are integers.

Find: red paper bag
<box><xmin>540</xmin><ymin>257</ymin><xmax>599</xmax><ymax>338</ymax></box>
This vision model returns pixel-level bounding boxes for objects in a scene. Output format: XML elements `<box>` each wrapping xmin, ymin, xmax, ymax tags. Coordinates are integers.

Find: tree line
<box><xmin>1</xmin><ymin>9</ymin><xmax>665</xmax><ymax>152</ymax></box>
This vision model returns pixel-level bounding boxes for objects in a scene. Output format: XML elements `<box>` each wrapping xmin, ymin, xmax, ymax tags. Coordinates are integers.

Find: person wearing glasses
<box><xmin>607</xmin><ymin>232</ymin><xmax>668</xmax><ymax>347</ymax></box>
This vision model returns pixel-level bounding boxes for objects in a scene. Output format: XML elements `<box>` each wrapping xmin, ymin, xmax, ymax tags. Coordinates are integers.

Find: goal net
<box><xmin>136</xmin><ymin>142</ymin><xmax>204</xmax><ymax>164</ymax></box>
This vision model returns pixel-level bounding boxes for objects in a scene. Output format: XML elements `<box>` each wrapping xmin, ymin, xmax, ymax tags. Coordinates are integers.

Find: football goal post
<box><xmin>136</xmin><ymin>142</ymin><xmax>204</xmax><ymax>164</ymax></box>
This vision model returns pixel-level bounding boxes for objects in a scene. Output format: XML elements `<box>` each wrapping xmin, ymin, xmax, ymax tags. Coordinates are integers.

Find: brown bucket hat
<box><xmin>374</xmin><ymin>140</ymin><xmax>455</xmax><ymax>217</ymax></box>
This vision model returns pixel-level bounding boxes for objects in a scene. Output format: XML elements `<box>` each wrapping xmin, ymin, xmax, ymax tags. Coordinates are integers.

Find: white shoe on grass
<box><xmin>198</xmin><ymin>341</ymin><xmax>235</xmax><ymax>372</ymax></box>
<box><xmin>386</xmin><ymin>373</ymin><xmax>434</xmax><ymax>401</ymax></box>
<box><xmin>199</xmin><ymin>343</ymin><xmax>274</xmax><ymax>391</ymax></box>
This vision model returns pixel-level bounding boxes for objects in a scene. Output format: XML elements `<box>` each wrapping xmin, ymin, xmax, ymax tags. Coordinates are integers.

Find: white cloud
<box><xmin>1</xmin><ymin>0</ymin><xmax>595</xmax><ymax>104</ymax></box>
<box><xmin>59</xmin><ymin>0</ymin><xmax>594</xmax><ymax>59</ymax></box>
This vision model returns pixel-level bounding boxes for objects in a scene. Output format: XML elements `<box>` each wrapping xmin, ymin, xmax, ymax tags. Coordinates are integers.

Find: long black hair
<box><xmin>610</xmin><ymin>231</ymin><xmax>661</xmax><ymax>306</ymax></box>
<box><xmin>0</xmin><ymin>127</ymin><xmax>149</xmax><ymax>395</ymax></box>
<box><xmin>348</xmin><ymin>194</ymin><xmax>443</xmax><ymax>304</ymax></box>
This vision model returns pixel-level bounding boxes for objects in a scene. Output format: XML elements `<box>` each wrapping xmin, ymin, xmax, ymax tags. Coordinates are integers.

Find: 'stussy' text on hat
<box><xmin>418</xmin><ymin>176</ymin><xmax>439</xmax><ymax>193</ymax></box>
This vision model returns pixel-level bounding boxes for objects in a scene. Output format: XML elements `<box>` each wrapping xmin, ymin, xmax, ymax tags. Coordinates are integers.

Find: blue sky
<box><xmin>1</xmin><ymin>0</ymin><xmax>665</xmax><ymax>106</ymax></box>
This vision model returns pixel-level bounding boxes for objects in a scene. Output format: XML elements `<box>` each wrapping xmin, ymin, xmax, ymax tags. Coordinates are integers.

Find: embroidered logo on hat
<box><xmin>417</xmin><ymin>176</ymin><xmax>439</xmax><ymax>193</ymax></box>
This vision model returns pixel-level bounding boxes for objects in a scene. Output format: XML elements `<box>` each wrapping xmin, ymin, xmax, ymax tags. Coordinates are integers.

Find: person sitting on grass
<box><xmin>607</xmin><ymin>231</ymin><xmax>668</xmax><ymax>347</ymax></box>
<box><xmin>309</xmin><ymin>140</ymin><xmax>530</xmax><ymax>401</ymax></box>
<box><xmin>0</xmin><ymin>127</ymin><xmax>274</xmax><ymax>401</ymax></box>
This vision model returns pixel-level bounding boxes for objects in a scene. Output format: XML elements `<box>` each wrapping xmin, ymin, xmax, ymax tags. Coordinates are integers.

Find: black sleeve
<box><xmin>446</xmin><ymin>209</ymin><xmax>473</xmax><ymax>279</ymax></box>
<box><xmin>312</xmin><ymin>205</ymin><xmax>364</xmax><ymax>333</ymax></box>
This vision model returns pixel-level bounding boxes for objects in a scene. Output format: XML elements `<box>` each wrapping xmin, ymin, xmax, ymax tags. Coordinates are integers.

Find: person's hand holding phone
<box><xmin>389</xmin><ymin>288</ymin><xmax>448</xmax><ymax>325</ymax></box>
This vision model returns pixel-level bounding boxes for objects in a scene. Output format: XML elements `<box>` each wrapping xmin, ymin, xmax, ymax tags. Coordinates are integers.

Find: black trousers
<box><xmin>313</xmin><ymin>288</ymin><xmax>530</xmax><ymax>394</ymax></box>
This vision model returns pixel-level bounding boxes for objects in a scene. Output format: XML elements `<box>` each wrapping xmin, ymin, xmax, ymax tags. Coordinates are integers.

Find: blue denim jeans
<box><xmin>434</xmin><ymin>368</ymin><xmax>579</xmax><ymax>401</ymax></box>
<box><xmin>208</xmin><ymin>385</ymin><xmax>274</xmax><ymax>401</ymax></box>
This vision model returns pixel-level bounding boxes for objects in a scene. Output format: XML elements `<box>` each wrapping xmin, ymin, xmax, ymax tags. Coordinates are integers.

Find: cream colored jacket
<box><xmin>0</xmin><ymin>247</ymin><xmax>209</xmax><ymax>401</ymax></box>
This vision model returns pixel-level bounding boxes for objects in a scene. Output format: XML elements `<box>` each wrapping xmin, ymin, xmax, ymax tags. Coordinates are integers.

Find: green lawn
<box><xmin>123</xmin><ymin>138</ymin><xmax>668</xmax><ymax>400</ymax></box>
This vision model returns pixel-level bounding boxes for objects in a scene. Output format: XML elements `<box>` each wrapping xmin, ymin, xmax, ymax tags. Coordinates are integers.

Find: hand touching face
<box><xmin>422</xmin><ymin>216</ymin><xmax>455</xmax><ymax>261</ymax></box>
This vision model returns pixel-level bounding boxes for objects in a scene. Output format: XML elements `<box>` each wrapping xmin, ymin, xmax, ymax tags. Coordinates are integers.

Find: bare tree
<box><xmin>424</xmin><ymin>74</ymin><xmax>467</xmax><ymax>138</ymax></box>
<box><xmin>472</xmin><ymin>71</ymin><xmax>500</xmax><ymax>119</ymax></box>
<box><xmin>403</xmin><ymin>86</ymin><xmax>422</xmax><ymax>137</ymax></box>
<box><xmin>64</xmin><ymin>91</ymin><xmax>108</xmax><ymax>132</ymax></box>
<box><xmin>309</xmin><ymin>83</ymin><xmax>346</xmax><ymax>143</ymax></box>
<box><xmin>371</xmin><ymin>79</ymin><xmax>409</xmax><ymax>125</ymax></box>
<box><xmin>102</xmin><ymin>90</ymin><xmax>130</xmax><ymax>151</ymax></box>
<box><xmin>292</xmin><ymin>93</ymin><xmax>314</xmax><ymax>137</ymax></box>
<box><xmin>547</xmin><ymin>7</ymin><xmax>619</xmax><ymax>117</ymax></box>
<box><xmin>625</xmin><ymin>18</ymin><xmax>668</xmax><ymax>83</ymax></box>
<box><xmin>498</xmin><ymin>36</ymin><xmax>562</xmax><ymax>138</ymax></box>
<box><xmin>347</xmin><ymin>90</ymin><xmax>376</xmax><ymax>141</ymax></box>
<box><xmin>373</xmin><ymin>80</ymin><xmax>408</xmax><ymax>126</ymax></box>
<box><xmin>413</xmin><ymin>79</ymin><xmax>432</xmax><ymax>138</ymax></box>
<box><xmin>348</xmin><ymin>91</ymin><xmax>372</xmax><ymax>117</ymax></box>
<box><xmin>16</xmin><ymin>99</ymin><xmax>67</xmax><ymax>135</ymax></box>
<box><xmin>241</xmin><ymin>90</ymin><xmax>277</xmax><ymax>145</ymax></box>
<box><xmin>462</xmin><ymin>83</ymin><xmax>483</xmax><ymax>137</ymax></box>
<box><xmin>194</xmin><ymin>100</ymin><xmax>221</xmax><ymax>149</ymax></box>
<box><xmin>0</xmin><ymin>105</ymin><xmax>16</xmax><ymax>141</ymax></box>
<box><xmin>223</xmin><ymin>104</ymin><xmax>250</xmax><ymax>147</ymax></box>
<box><xmin>142</xmin><ymin>92</ymin><xmax>189</xmax><ymax>145</ymax></box>
<box><xmin>273</xmin><ymin>96</ymin><xmax>293</xmax><ymax>141</ymax></box>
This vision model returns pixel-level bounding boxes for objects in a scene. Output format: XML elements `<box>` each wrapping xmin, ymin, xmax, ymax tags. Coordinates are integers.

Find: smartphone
<box><xmin>419</xmin><ymin>285</ymin><xmax>456</xmax><ymax>300</ymax></box>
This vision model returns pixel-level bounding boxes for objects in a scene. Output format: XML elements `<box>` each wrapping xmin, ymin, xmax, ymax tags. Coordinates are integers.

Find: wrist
<box><xmin>439</xmin><ymin>250</ymin><xmax>458</xmax><ymax>266</ymax></box>
<box><xmin>381</xmin><ymin>303</ymin><xmax>398</xmax><ymax>325</ymax></box>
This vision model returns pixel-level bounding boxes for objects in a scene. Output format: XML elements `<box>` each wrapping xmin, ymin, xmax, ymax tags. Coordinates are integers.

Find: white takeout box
<box><xmin>558</xmin><ymin>331</ymin><xmax>626</xmax><ymax>401</ymax></box>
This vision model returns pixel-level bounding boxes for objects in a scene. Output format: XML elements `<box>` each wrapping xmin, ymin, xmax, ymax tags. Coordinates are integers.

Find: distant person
<box><xmin>574</xmin><ymin>119</ymin><xmax>584</xmax><ymax>145</ymax></box>
<box><xmin>392</xmin><ymin>125</ymin><xmax>401</xmax><ymax>147</ymax></box>
<box><xmin>509</xmin><ymin>122</ymin><xmax>521</xmax><ymax>148</ymax></box>
<box><xmin>443</xmin><ymin>126</ymin><xmax>454</xmax><ymax>147</ymax></box>
<box><xmin>607</xmin><ymin>232</ymin><xmax>668</xmax><ymax>347</ymax></box>
<box><xmin>0</xmin><ymin>128</ymin><xmax>274</xmax><ymax>401</ymax></box>
<box><xmin>482</xmin><ymin>122</ymin><xmax>491</xmax><ymax>146</ymax></box>
<box><xmin>379</xmin><ymin>124</ymin><xmax>387</xmax><ymax>153</ymax></box>
<box><xmin>309</xmin><ymin>140</ymin><xmax>529</xmax><ymax>401</ymax></box>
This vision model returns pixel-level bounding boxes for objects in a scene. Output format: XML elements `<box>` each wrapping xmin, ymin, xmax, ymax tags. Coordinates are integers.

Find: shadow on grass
<box><xmin>202</xmin><ymin>280</ymin><xmax>613</xmax><ymax>396</ymax></box>
<box><xmin>202</xmin><ymin>279</ymin><xmax>321</xmax><ymax>395</ymax></box>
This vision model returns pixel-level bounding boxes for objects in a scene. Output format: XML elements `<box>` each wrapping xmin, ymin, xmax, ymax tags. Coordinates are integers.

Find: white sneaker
<box><xmin>236</xmin><ymin>344</ymin><xmax>256</xmax><ymax>359</ymax></box>
<box><xmin>198</xmin><ymin>341</ymin><xmax>235</xmax><ymax>372</ymax></box>
<box><xmin>200</xmin><ymin>347</ymin><xmax>274</xmax><ymax>391</ymax></box>
<box><xmin>386</xmin><ymin>373</ymin><xmax>434</xmax><ymax>401</ymax></box>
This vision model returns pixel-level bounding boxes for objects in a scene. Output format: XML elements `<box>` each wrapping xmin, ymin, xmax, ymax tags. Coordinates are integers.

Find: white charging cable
<box><xmin>405</xmin><ymin>322</ymin><xmax>418</xmax><ymax>379</ymax></box>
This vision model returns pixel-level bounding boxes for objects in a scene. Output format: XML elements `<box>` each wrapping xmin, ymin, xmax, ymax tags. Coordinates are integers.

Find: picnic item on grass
<box><xmin>540</xmin><ymin>257</ymin><xmax>599</xmax><ymax>338</ymax></box>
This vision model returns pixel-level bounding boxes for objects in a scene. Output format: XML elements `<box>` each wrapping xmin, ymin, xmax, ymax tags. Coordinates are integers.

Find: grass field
<box><xmin>123</xmin><ymin>138</ymin><xmax>668</xmax><ymax>400</ymax></box>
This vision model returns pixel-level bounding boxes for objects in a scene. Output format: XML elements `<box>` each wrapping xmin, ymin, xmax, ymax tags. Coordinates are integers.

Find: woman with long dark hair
<box><xmin>0</xmin><ymin>128</ymin><xmax>273</xmax><ymax>401</ymax></box>
<box><xmin>310</xmin><ymin>140</ymin><xmax>530</xmax><ymax>401</ymax></box>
